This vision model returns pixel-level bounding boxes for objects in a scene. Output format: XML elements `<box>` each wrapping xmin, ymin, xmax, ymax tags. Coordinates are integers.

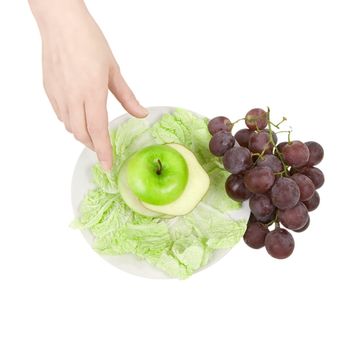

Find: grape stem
<box><xmin>271</xmin><ymin>117</ymin><xmax>287</xmax><ymax>129</ymax></box>
<box><xmin>266</xmin><ymin>212</ymin><xmax>279</xmax><ymax>227</ymax></box>
<box><xmin>230</xmin><ymin>117</ymin><xmax>246</xmax><ymax>127</ymax></box>
<box><xmin>275</xmin><ymin>130</ymin><xmax>292</xmax><ymax>135</ymax></box>
<box><xmin>266</xmin><ymin>107</ymin><xmax>289</xmax><ymax>176</ymax></box>
<box><xmin>252</xmin><ymin>151</ymin><xmax>266</xmax><ymax>161</ymax></box>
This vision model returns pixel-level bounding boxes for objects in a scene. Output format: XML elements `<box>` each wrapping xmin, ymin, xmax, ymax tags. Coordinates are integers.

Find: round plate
<box><xmin>71</xmin><ymin>106</ymin><xmax>250</xmax><ymax>279</ymax></box>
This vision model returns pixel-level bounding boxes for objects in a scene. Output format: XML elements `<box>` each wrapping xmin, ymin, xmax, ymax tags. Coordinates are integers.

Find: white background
<box><xmin>0</xmin><ymin>1</ymin><xmax>349</xmax><ymax>349</ymax></box>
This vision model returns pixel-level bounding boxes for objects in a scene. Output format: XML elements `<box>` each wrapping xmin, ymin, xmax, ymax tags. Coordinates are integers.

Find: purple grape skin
<box><xmin>271</xmin><ymin>177</ymin><xmax>300</xmax><ymax>210</ymax></box>
<box><xmin>248</xmin><ymin>212</ymin><xmax>257</xmax><ymax>224</ymax></box>
<box><xmin>303</xmin><ymin>191</ymin><xmax>320</xmax><ymax>211</ymax></box>
<box><xmin>293</xmin><ymin>217</ymin><xmax>310</xmax><ymax>232</ymax></box>
<box><xmin>209</xmin><ymin>131</ymin><xmax>235</xmax><ymax>156</ymax></box>
<box><xmin>299</xmin><ymin>167</ymin><xmax>325</xmax><ymax>189</ymax></box>
<box><xmin>223</xmin><ymin>146</ymin><xmax>253</xmax><ymax>174</ymax></box>
<box><xmin>276</xmin><ymin>142</ymin><xmax>288</xmax><ymax>154</ymax></box>
<box><xmin>235</xmin><ymin>129</ymin><xmax>254</xmax><ymax>148</ymax></box>
<box><xmin>291</xmin><ymin>173</ymin><xmax>315</xmax><ymax>201</ymax></box>
<box><xmin>208</xmin><ymin>116</ymin><xmax>232</xmax><ymax>135</ymax></box>
<box><xmin>265</xmin><ymin>228</ymin><xmax>295</xmax><ymax>259</ymax></box>
<box><xmin>271</xmin><ymin>130</ymin><xmax>278</xmax><ymax>144</ymax></box>
<box><xmin>225</xmin><ymin>174</ymin><xmax>252</xmax><ymax>202</ymax></box>
<box><xmin>261</xmin><ymin>129</ymin><xmax>278</xmax><ymax>144</ymax></box>
<box><xmin>249</xmin><ymin>131</ymin><xmax>274</xmax><ymax>154</ymax></box>
<box><xmin>254</xmin><ymin>209</ymin><xmax>277</xmax><ymax>226</ymax></box>
<box><xmin>245</xmin><ymin>108</ymin><xmax>268</xmax><ymax>131</ymax></box>
<box><xmin>278</xmin><ymin>202</ymin><xmax>309</xmax><ymax>230</ymax></box>
<box><xmin>256</xmin><ymin>154</ymin><xmax>283</xmax><ymax>173</ymax></box>
<box><xmin>249</xmin><ymin>193</ymin><xmax>275</xmax><ymax>218</ymax></box>
<box><xmin>244</xmin><ymin>222</ymin><xmax>269</xmax><ymax>249</ymax></box>
<box><xmin>244</xmin><ymin>166</ymin><xmax>275</xmax><ymax>194</ymax></box>
<box><xmin>282</xmin><ymin>141</ymin><xmax>310</xmax><ymax>168</ymax></box>
<box><xmin>305</xmin><ymin>141</ymin><xmax>324</xmax><ymax>166</ymax></box>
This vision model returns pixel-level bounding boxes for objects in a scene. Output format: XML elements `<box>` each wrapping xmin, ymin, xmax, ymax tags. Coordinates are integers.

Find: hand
<box><xmin>29</xmin><ymin>0</ymin><xmax>148</xmax><ymax>170</ymax></box>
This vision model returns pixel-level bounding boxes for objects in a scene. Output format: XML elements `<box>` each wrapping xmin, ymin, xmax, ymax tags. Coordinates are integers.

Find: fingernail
<box><xmin>138</xmin><ymin>105</ymin><xmax>149</xmax><ymax>118</ymax></box>
<box><xmin>101</xmin><ymin>160</ymin><xmax>112</xmax><ymax>172</ymax></box>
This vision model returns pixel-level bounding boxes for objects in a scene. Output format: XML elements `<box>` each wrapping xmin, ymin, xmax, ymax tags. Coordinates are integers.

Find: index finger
<box><xmin>85</xmin><ymin>97</ymin><xmax>113</xmax><ymax>171</ymax></box>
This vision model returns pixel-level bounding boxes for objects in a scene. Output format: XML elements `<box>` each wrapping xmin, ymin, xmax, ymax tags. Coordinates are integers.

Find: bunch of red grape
<box><xmin>208</xmin><ymin>108</ymin><xmax>324</xmax><ymax>259</ymax></box>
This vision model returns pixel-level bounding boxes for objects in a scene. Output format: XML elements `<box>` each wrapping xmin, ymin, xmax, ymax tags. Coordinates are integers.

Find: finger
<box><xmin>85</xmin><ymin>95</ymin><xmax>113</xmax><ymax>171</ymax></box>
<box><xmin>64</xmin><ymin>119</ymin><xmax>72</xmax><ymax>133</ymax></box>
<box><xmin>54</xmin><ymin>100</ymin><xmax>71</xmax><ymax>133</ymax></box>
<box><xmin>61</xmin><ymin>105</ymin><xmax>71</xmax><ymax>133</ymax></box>
<box><xmin>46</xmin><ymin>94</ymin><xmax>63</xmax><ymax>122</ymax></box>
<box><xmin>43</xmin><ymin>82</ymin><xmax>63</xmax><ymax>122</ymax></box>
<box><xmin>109</xmin><ymin>65</ymin><xmax>148</xmax><ymax>118</ymax></box>
<box><xmin>44</xmin><ymin>83</ymin><xmax>71</xmax><ymax>132</ymax></box>
<box><xmin>68</xmin><ymin>102</ymin><xmax>94</xmax><ymax>151</ymax></box>
<box><xmin>49</xmin><ymin>93</ymin><xmax>71</xmax><ymax>132</ymax></box>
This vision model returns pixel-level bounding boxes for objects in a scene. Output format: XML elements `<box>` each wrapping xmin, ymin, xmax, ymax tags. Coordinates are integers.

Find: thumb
<box><xmin>109</xmin><ymin>65</ymin><xmax>148</xmax><ymax>118</ymax></box>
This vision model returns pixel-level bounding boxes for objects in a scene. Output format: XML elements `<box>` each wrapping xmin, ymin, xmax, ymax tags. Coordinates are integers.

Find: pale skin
<box><xmin>28</xmin><ymin>0</ymin><xmax>148</xmax><ymax>170</ymax></box>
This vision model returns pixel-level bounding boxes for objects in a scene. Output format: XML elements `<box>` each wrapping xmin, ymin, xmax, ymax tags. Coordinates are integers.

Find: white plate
<box><xmin>71</xmin><ymin>106</ymin><xmax>250</xmax><ymax>279</ymax></box>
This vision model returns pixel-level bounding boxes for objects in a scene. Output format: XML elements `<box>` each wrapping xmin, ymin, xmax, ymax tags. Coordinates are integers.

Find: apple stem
<box><xmin>156</xmin><ymin>159</ymin><xmax>163</xmax><ymax>175</ymax></box>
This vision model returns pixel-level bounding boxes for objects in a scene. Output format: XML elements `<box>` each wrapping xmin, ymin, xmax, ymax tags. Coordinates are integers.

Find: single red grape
<box><xmin>278</xmin><ymin>202</ymin><xmax>309</xmax><ymax>230</ymax></box>
<box><xmin>235</xmin><ymin>128</ymin><xmax>254</xmax><ymax>147</ymax></box>
<box><xmin>225</xmin><ymin>174</ymin><xmax>252</xmax><ymax>202</ymax></box>
<box><xmin>244</xmin><ymin>222</ymin><xmax>269</xmax><ymax>249</ymax></box>
<box><xmin>293</xmin><ymin>217</ymin><xmax>310</xmax><ymax>232</ymax></box>
<box><xmin>223</xmin><ymin>146</ymin><xmax>252</xmax><ymax>174</ymax></box>
<box><xmin>245</xmin><ymin>108</ymin><xmax>268</xmax><ymax>130</ymax></box>
<box><xmin>291</xmin><ymin>173</ymin><xmax>315</xmax><ymax>201</ymax></box>
<box><xmin>249</xmin><ymin>130</ymin><xmax>274</xmax><ymax>154</ymax></box>
<box><xmin>282</xmin><ymin>141</ymin><xmax>310</xmax><ymax>168</ymax></box>
<box><xmin>256</xmin><ymin>154</ymin><xmax>283</xmax><ymax>173</ymax></box>
<box><xmin>265</xmin><ymin>228</ymin><xmax>295</xmax><ymax>259</ymax></box>
<box><xmin>249</xmin><ymin>193</ymin><xmax>275</xmax><ymax>218</ymax></box>
<box><xmin>209</xmin><ymin>131</ymin><xmax>235</xmax><ymax>156</ymax></box>
<box><xmin>244</xmin><ymin>166</ymin><xmax>275</xmax><ymax>193</ymax></box>
<box><xmin>303</xmin><ymin>191</ymin><xmax>320</xmax><ymax>211</ymax></box>
<box><xmin>208</xmin><ymin>116</ymin><xmax>232</xmax><ymax>135</ymax></box>
<box><xmin>305</xmin><ymin>141</ymin><xmax>324</xmax><ymax>166</ymax></box>
<box><xmin>271</xmin><ymin>177</ymin><xmax>300</xmax><ymax>210</ymax></box>
<box><xmin>299</xmin><ymin>167</ymin><xmax>325</xmax><ymax>189</ymax></box>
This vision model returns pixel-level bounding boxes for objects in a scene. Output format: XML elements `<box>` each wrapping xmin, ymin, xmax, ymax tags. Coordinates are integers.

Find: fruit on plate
<box><xmin>119</xmin><ymin>143</ymin><xmax>210</xmax><ymax>217</ymax></box>
<box><xmin>141</xmin><ymin>143</ymin><xmax>210</xmax><ymax>216</ymax></box>
<box><xmin>127</xmin><ymin>144</ymin><xmax>189</xmax><ymax>205</ymax></box>
<box><xmin>118</xmin><ymin>160</ymin><xmax>164</xmax><ymax>217</ymax></box>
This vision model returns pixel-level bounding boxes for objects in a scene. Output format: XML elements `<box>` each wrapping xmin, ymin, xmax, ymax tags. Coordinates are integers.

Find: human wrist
<box><xmin>28</xmin><ymin>0</ymin><xmax>87</xmax><ymax>33</ymax></box>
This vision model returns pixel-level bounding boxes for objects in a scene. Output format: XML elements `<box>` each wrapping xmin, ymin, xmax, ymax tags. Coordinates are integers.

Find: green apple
<box><xmin>118</xmin><ymin>160</ymin><xmax>163</xmax><ymax>217</ymax></box>
<box><xmin>127</xmin><ymin>144</ymin><xmax>189</xmax><ymax>205</ymax></box>
<box><xmin>141</xmin><ymin>144</ymin><xmax>210</xmax><ymax>216</ymax></box>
